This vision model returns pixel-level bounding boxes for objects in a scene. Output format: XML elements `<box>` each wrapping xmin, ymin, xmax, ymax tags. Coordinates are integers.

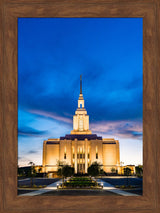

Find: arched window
<box><xmin>96</xmin><ymin>146</ymin><xmax>98</xmax><ymax>159</ymax></box>
<box><xmin>64</xmin><ymin>146</ymin><xmax>66</xmax><ymax>159</ymax></box>
<box><xmin>96</xmin><ymin>153</ymin><xmax>98</xmax><ymax>159</ymax></box>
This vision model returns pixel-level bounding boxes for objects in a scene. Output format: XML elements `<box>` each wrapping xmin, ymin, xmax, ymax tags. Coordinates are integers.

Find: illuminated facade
<box><xmin>42</xmin><ymin>76</ymin><xmax>120</xmax><ymax>174</ymax></box>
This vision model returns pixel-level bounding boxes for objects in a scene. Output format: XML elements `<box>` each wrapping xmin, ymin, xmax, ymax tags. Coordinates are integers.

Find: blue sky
<box><xmin>18</xmin><ymin>18</ymin><xmax>143</xmax><ymax>167</ymax></box>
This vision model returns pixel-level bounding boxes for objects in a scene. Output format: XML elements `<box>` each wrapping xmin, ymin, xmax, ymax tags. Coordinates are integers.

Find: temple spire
<box><xmin>80</xmin><ymin>75</ymin><xmax>82</xmax><ymax>94</ymax></box>
<box><xmin>71</xmin><ymin>75</ymin><xmax>92</xmax><ymax>135</ymax></box>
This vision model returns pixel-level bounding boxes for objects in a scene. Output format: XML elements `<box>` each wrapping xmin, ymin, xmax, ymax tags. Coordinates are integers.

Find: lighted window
<box><xmin>79</xmin><ymin>119</ymin><xmax>83</xmax><ymax>131</ymax></box>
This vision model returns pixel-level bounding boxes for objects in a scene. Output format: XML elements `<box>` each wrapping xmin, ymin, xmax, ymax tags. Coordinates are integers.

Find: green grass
<box><xmin>115</xmin><ymin>185</ymin><xmax>138</xmax><ymax>189</ymax></box>
<box><xmin>19</xmin><ymin>185</ymin><xmax>46</xmax><ymax>188</ymax></box>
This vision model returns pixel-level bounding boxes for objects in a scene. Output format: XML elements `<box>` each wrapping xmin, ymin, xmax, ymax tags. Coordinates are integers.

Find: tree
<box><xmin>18</xmin><ymin>166</ymin><xmax>25</xmax><ymax>177</ymax></box>
<box><xmin>38</xmin><ymin>167</ymin><xmax>42</xmax><ymax>173</ymax></box>
<box><xmin>99</xmin><ymin>169</ymin><xmax>104</xmax><ymax>178</ymax></box>
<box><xmin>123</xmin><ymin>167</ymin><xmax>131</xmax><ymax>186</ymax></box>
<box><xmin>111</xmin><ymin>167</ymin><xmax>116</xmax><ymax>173</ymax></box>
<box><xmin>135</xmin><ymin>165</ymin><xmax>143</xmax><ymax>177</ymax></box>
<box><xmin>61</xmin><ymin>165</ymin><xmax>74</xmax><ymax>178</ymax></box>
<box><xmin>88</xmin><ymin>162</ymin><xmax>101</xmax><ymax>178</ymax></box>
<box><xmin>57</xmin><ymin>161</ymin><xmax>74</xmax><ymax>187</ymax></box>
<box><xmin>57</xmin><ymin>160</ymin><xmax>65</xmax><ymax>178</ymax></box>
<box><xmin>57</xmin><ymin>167</ymin><xmax>62</xmax><ymax>177</ymax></box>
<box><xmin>123</xmin><ymin>167</ymin><xmax>131</xmax><ymax>176</ymax></box>
<box><xmin>28</xmin><ymin>162</ymin><xmax>36</xmax><ymax>187</ymax></box>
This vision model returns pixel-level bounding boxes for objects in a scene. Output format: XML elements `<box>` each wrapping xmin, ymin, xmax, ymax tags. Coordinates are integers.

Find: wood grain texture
<box><xmin>3</xmin><ymin>0</ymin><xmax>157</xmax><ymax>5</ymax></box>
<box><xmin>0</xmin><ymin>0</ymin><xmax>160</xmax><ymax>212</ymax></box>
<box><xmin>0</xmin><ymin>0</ymin><xmax>4</xmax><ymax>212</ymax></box>
<box><xmin>156</xmin><ymin>0</ymin><xmax>160</xmax><ymax>211</ymax></box>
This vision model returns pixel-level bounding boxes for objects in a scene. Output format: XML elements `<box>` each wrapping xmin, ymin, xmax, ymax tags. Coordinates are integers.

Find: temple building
<box><xmin>42</xmin><ymin>76</ymin><xmax>120</xmax><ymax>175</ymax></box>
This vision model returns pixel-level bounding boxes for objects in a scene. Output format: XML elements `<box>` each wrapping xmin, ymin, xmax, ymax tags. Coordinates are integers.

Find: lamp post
<box><xmin>120</xmin><ymin>161</ymin><xmax>124</xmax><ymax>175</ymax></box>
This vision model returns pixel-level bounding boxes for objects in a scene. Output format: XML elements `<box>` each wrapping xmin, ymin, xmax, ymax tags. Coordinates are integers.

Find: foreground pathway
<box><xmin>97</xmin><ymin>179</ymin><xmax>138</xmax><ymax>196</ymax></box>
<box><xmin>20</xmin><ymin>178</ymin><xmax>138</xmax><ymax>196</ymax></box>
<box><xmin>20</xmin><ymin>179</ymin><xmax>62</xmax><ymax>196</ymax></box>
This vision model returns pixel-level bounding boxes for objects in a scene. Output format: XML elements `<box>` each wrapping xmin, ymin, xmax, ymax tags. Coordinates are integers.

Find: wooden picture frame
<box><xmin>0</xmin><ymin>0</ymin><xmax>160</xmax><ymax>212</ymax></box>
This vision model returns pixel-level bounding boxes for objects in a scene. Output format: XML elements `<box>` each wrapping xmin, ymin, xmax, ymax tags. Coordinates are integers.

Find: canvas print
<box><xmin>18</xmin><ymin>18</ymin><xmax>143</xmax><ymax>196</ymax></box>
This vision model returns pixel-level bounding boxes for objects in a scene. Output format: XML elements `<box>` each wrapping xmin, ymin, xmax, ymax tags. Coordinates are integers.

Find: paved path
<box><xmin>100</xmin><ymin>176</ymin><xmax>142</xmax><ymax>187</ymax></box>
<box><xmin>18</xmin><ymin>178</ymin><xmax>59</xmax><ymax>187</ymax></box>
<box><xmin>97</xmin><ymin>179</ymin><xmax>138</xmax><ymax>196</ymax></box>
<box><xmin>18</xmin><ymin>178</ymin><xmax>30</xmax><ymax>182</ymax></box>
<box><xmin>20</xmin><ymin>179</ymin><xmax>62</xmax><ymax>196</ymax></box>
<box><xmin>20</xmin><ymin>178</ymin><xmax>139</xmax><ymax>196</ymax></box>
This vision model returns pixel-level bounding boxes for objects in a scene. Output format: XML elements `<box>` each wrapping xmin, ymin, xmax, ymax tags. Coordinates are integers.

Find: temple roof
<box><xmin>46</xmin><ymin>141</ymin><xmax>59</xmax><ymax>144</ymax></box>
<box><xmin>60</xmin><ymin>134</ymin><xmax>102</xmax><ymax>140</ymax></box>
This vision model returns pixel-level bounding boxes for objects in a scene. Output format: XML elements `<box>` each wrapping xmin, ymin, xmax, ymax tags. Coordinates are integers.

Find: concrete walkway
<box><xmin>18</xmin><ymin>178</ymin><xmax>30</xmax><ymax>182</ymax></box>
<box><xmin>20</xmin><ymin>179</ymin><xmax>62</xmax><ymax>196</ymax></box>
<box><xmin>20</xmin><ymin>178</ymin><xmax>138</xmax><ymax>196</ymax></box>
<box><xmin>97</xmin><ymin>179</ymin><xmax>138</xmax><ymax>196</ymax></box>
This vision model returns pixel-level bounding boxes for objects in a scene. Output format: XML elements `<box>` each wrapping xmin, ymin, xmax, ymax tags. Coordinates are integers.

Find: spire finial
<box><xmin>80</xmin><ymin>75</ymin><xmax>82</xmax><ymax>94</ymax></box>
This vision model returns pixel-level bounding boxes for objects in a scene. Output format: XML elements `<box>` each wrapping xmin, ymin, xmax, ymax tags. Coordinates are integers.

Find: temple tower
<box><xmin>71</xmin><ymin>75</ymin><xmax>92</xmax><ymax>135</ymax></box>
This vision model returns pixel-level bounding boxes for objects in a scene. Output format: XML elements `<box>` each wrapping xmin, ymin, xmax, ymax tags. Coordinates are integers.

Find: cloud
<box><xmin>18</xmin><ymin>62</ymin><xmax>142</xmax><ymax>123</ymax></box>
<box><xmin>90</xmin><ymin>120</ymin><xmax>142</xmax><ymax>140</ymax></box>
<box><xmin>27</xmin><ymin>150</ymin><xmax>38</xmax><ymax>154</ymax></box>
<box><xmin>18</xmin><ymin>156</ymin><xmax>33</xmax><ymax>167</ymax></box>
<box><xmin>18</xmin><ymin>126</ymin><xmax>48</xmax><ymax>137</ymax></box>
<box><xmin>18</xmin><ymin>18</ymin><xmax>142</xmax><ymax>125</ymax></box>
<box><xmin>117</xmin><ymin>129</ymin><xmax>143</xmax><ymax>139</ymax></box>
<box><xmin>29</xmin><ymin>109</ymin><xmax>72</xmax><ymax>124</ymax></box>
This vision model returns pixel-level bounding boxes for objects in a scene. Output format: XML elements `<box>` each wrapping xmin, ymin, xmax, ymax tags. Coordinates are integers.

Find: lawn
<box><xmin>59</xmin><ymin>176</ymin><xmax>102</xmax><ymax>189</ymax></box>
